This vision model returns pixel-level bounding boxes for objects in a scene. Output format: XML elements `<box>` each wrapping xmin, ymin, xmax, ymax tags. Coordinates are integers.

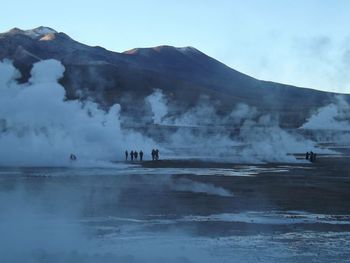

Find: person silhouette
<box><xmin>305</xmin><ymin>152</ymin><xmax>309</xmax><ymax>160</ymax></box>
<box><xmin>130</xmin><ymin>150</ymin><xmax>134</xmax><ymax>161</ymax></box>
<box><xmin>125</xmin><ymin>150</ymin><xmax>129</xmax><ymax>161</ymax></box>
<box><xmin>310</xmin><ymin>151</ymin><xmax>314</xmax><ymax>162</ymax></box>
<box><xmin>140</xmin><ymin>150</ymin><xmax>144</xmax><ymax>161</ymax></box>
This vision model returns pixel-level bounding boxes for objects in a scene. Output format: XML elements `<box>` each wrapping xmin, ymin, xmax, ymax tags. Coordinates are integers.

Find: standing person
<box><xmin>140</xmin><ymin>150</ymin><xmax>144</xmax><ymax>161</ymax></box>
<box><xmin>310</xmin><ymin>151</ymin><xmax>314</xmax><ymax>162</ymax></box>
<box><xmin>134</xmin><ymin>150</ymin><xmax>138</xmax><ymax>160</ymax></box>
<box><xmin>151</xmin><ymin>149</ymin><xmax>155</xmax><ymax>161</ymax></box>
<box><xmin>125</xmin><ymin>150</ymin><xmax>129</xmax><ymax>161</ymax></box>
<box><xmin>155</xmin><ymin>149</ymin><xmax>159</xmax><ymax>160</ymax></box>
<box><xmin>305</xmin><ymin>152</ymin><xmax>309</xmax><ymax>160</ymax></box>
<box><xmin>130</xmin><ymin>150</ymin><xmax>134</xmax><ymax>161</ymax></box>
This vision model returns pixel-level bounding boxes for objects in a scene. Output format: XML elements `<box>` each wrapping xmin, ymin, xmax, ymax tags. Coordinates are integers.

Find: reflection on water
<box><xmin>0</xmin><ymin>165</ymin><xmax>349</xmax><ymax>262</ymax></box>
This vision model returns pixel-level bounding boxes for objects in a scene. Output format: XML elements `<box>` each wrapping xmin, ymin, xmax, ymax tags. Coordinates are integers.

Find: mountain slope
<box><xmin>0</xmin><ymin>26</ymin><xmax>346</xmax><ymax>127</ymax></box>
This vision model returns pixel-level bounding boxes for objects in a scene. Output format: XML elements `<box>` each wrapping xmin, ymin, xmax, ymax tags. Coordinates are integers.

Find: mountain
<box><xmin>0</xmin><ymin>26</ymin><xmax>347</xmax><ymax>127</ymax></box>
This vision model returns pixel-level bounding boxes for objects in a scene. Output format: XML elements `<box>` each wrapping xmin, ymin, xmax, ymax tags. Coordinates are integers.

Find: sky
<box><xmin>2</xmin><ymin>0</ymin><xmax>350</xmax><ymax>94</ymax></box>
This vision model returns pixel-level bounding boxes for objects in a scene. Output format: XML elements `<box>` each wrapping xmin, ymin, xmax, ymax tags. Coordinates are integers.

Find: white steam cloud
<box><xmin>302</xmin><ymin>95</ymin><xmax>350</xmax><ymax>131</ymax></box>
<box><xmin>2</xmin><ymin>59</ymin><xmax>345</xmax><ymax>166</ymax></box>
<box><xmin>171</xmin><ymin>178</ymin><xmax>233</xmax><ymax>197</ymax></box>
<box><xmin>0</xmin><ymin>59</ymin><xmax>155</xmax><ymax>166</ymax></box>
<box><xmin>146</xmin><ymin>90</ymin><xmax>318</xmax><ymax>162</ymax></box>
<box><xmin>145</xmin><ymin>89</ymin><xmax>168</xmax><ymax>124</ymax></box>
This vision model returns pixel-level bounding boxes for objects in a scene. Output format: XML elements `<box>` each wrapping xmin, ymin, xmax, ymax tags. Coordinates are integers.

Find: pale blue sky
<box><xmin>2</xmin><ymin>0</ymin><xmax>350</xmax><ymax>93</ymax></box>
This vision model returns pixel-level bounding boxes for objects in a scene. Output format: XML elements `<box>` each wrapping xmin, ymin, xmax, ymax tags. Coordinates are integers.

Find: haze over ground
<box><xmin>1</xmin><ymin>23</ymin><xmax>350</xmax><ymax>165</ymax></box>
<box><xmin>1</xmin><ymin>2</ymin><xmax>350</xmax><ymax>263</ymax></box>
<box><xmin>2</xmin><ymin>0</ymin><xmax>350</xmax><ymax>94</ymax></box>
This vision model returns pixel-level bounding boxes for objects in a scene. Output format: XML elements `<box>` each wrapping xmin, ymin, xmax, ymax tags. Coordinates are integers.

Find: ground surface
<box><xmin>1</xmin><ymin>154</ymin><xmax>350</xmax><ymax>262</ymax></box>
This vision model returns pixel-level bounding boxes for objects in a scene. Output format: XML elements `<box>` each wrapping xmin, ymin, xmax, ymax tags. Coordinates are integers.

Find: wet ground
<box><xmin>1</xmin><ymin>154</ymin><xmax>350</xmax><ymax>262</ymax></box>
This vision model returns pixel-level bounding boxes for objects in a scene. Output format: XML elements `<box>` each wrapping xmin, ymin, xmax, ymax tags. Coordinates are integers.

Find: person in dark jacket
<box><xmin>151</xmin><ymin>149</ymin><xmax>155</xmax><ymax>161</ymax></box>
<box><xmin>130</xmin><ymin>150</ymin><xmax>134</xmax><ymax>161</ymax></box>
<box><xmin>125</xmin><ymin>150</ymin><xmax>129</xmax><ymax>161</ymax></box>
<box><xmin>134</xmin><ymin>150</ymin><xmax>138</xmax><ymax>160</ymax></box>
<box><xmin>70</xmin><ymin>154</ymin><xmax>77</xmax><ymax>161</ymax></box>
<box><xmin>305</xmin><ymin>152</ymin><xmax>309</xmax><ymax>160</ymax></box>
<box><xmin>310</xmin><ymin>151</ymin><xmax>314</xmax><ymax>162</ymax></box>
<box><xmin>140</xmin><ymin>150</ymin><xmax>144</xmax><ymax>161</ymax></box>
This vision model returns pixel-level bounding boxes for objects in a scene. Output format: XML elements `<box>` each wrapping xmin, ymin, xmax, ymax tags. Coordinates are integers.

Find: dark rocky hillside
<box><xmin>1</xmin><ymin>26</ymin><xmax>347</xmax><ymax>127</ymax></box>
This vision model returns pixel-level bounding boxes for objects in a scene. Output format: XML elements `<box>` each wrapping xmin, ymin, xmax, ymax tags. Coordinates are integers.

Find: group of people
<box><xmin>69</xmin><ymin>150</ymin><xmax>160</xmax><ymax>162</ymax></box>
<box><xmin>151</xmin><ymin>149</ymin><xmax>160</xmax><ymax>161</ymax></box>
<box><xmin>125</xmin><ymin>149</ymin><xmax>160</xmax><ymax>161</ymax></box>
<box><xmin>305</xmin><ymin>151</ymin><xmax>317</xmax><ymax>162</ymax></box>
<box><xmin>125</xmin><ymin>150</ymin><xmax>144</xmax><ymax>161</ymax></box>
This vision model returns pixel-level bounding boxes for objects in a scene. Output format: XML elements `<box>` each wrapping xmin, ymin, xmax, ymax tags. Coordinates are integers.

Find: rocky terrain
<box><xmin>1</xmin><ymin>26</ymin><xmax>349</xmax><ymax>127</ymax></box>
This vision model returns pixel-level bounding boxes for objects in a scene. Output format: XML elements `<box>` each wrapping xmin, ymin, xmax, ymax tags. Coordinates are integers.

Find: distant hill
<box><xmin>0</xmin><ymin>26</ymin><xmax>347</xmax><ymax>127</ymax></box>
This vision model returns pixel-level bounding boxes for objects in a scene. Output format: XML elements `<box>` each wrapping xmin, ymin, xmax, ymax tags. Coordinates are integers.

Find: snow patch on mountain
<box><xmin>5</xmin><ymin>26</ymin><xmax>57</xmax><ymax>39</ymax></box>
<box><xmin>26</xmin><ymin>26</ymin><xmax>57</xmax><ymax>38</ymax></box>
<box><xmin>39</xmin><ymin>34</ymin><xmax>56</xmax><ymax>41</ymax></box>
<box><xmin>178</xmin><ymin>46</ymin><xmax>200</xmax><ymax>54</ymax></box>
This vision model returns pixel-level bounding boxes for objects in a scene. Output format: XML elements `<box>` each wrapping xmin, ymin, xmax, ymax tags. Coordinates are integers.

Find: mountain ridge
<box><xmin>0</xmin><ymin>26</ymin><xmax>347</xmax><ymax>127</ymax></box>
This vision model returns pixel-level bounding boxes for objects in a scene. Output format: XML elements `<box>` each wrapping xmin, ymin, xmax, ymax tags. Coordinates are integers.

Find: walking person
<box><xmin>134</xmin><ymin>150</ymin><xmax>138</xmax><ymax>160</ymax></box>
<box><xmin>140</xmin><ymin>150</ymin><xmax>144</xmax><ymax>161</ymax></box>
<box><xmin>130</xmin><ymin>150</ymin><xmax>134</xmax><ymax>161</ymax></box>
<box><xmin>151</xmin><ymin>149</ymin><xmax>155</xmax><ymax>161</ymax></box>
<box><xmin>125</xmin><ymin>150</ymin><xmax>129</xmax><ymax>161</ymax></box>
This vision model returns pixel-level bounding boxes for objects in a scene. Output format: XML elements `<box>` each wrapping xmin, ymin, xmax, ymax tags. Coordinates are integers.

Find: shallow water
<box><xmin>1</xmin><ymin>164</ymin><xmax>349</xmax><ymax>262</ymax></box>
<box><xmin>0</xmin><ymin>164</ymin><xmax>292</xmax><ymax>177</ymax></box>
